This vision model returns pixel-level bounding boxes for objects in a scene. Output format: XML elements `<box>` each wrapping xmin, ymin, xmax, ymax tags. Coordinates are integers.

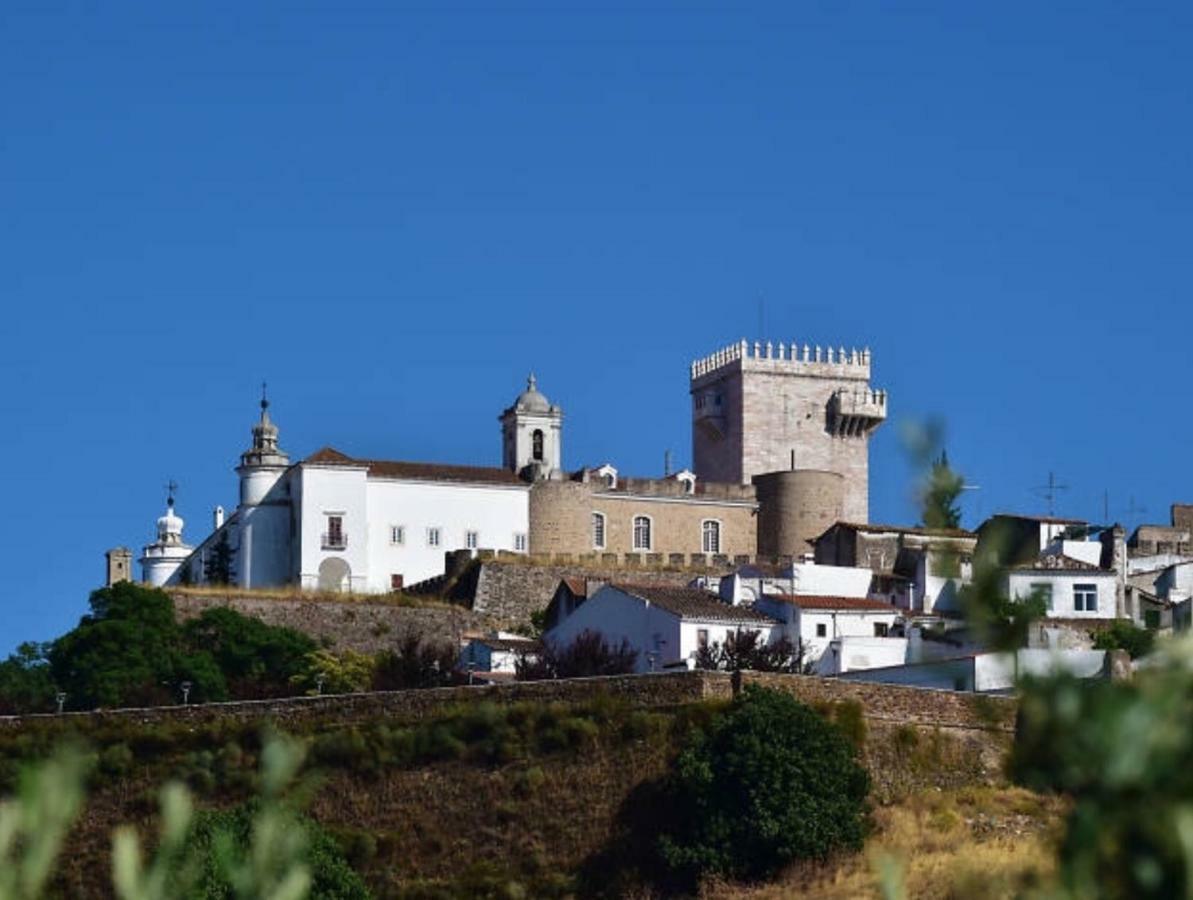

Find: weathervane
<box><xmin>165</xmin><ymin>479</ymin><xmax>178</xmax><ymax>506</ymax></box>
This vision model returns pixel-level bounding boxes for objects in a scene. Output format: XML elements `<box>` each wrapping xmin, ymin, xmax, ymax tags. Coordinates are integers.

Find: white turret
<box><xmin>234</xmin><ymin>385</ymin><xmax>293</xmax><ymax>589</ymax></box>
<box><xmin>236</xmin><ymin>386</ymin><xmax>290</xmax><ymax>506</ymax></box>
<box><xmin>140</xmin><ymin>487</ymin><xmax>193</xmax><ymax>587</ymax></box>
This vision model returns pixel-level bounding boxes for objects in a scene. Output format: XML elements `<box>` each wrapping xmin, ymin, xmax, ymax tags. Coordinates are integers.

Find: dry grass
<box><xmin>703</xmin><ymin>785</ymin><xmax>1065</xmax><ymax>900</ymax></box>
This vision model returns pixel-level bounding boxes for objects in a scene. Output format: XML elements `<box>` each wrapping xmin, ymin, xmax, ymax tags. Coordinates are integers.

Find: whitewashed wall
<box><xmin>1007</xmin><ymin>570</ymin><xmax>1118</xmax><ymax>618</ymax></box>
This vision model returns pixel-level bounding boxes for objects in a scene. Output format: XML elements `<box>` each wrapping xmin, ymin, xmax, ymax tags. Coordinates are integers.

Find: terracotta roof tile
<box><xmin>303</xmin><ymin>447</ymin><xmax>525</xmax><ymax>486</ymax></box>
<box><xmin>610</xmin><ymin>583</ymin><xmax>778</xmax><ymax>625</ymax></box>
<box><xmin>765</xmin><ymin>594</ymin><xmax>898</xmax><ymax>612</ymax></box>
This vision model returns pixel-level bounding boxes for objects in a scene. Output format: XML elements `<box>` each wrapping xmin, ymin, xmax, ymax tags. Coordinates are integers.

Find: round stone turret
<box><xmin>237</xmin><ymin>388</ymin><xmax>290</xmax><ymax>507</ymax></box>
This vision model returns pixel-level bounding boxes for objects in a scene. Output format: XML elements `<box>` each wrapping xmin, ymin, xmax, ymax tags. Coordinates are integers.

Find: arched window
<box><xmin>702</xmin><ymin>520</ymin><xmax>721</xmax><ymax>554</ymax></box>
<box><xmin>532</xmin><ymin>429</ymin><xmax>544</xmax><ymax>461</ymax></box>
<box><xmin>592</xmin><ymin>512</ymin><xmax>606</xmax><ymax>549</ymax></box>
<box><xmin>633</xmin><ymin>515</ymin><xmax>652</xmax><ymax>551</ymax></box>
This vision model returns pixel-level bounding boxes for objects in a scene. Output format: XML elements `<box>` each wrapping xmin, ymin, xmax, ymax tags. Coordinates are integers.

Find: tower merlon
<box><xmin>828</xmin><ymin>387</ymin><xmax>888</xmax><ymax>437</ymax></box>
<box><xmin>690</xmin><ymin>338</ymin><xmax>872</xmax><ymax>383</ymax></box>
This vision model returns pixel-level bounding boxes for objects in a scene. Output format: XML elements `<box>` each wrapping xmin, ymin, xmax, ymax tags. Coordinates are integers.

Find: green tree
<box><xmin>656</xmin><ymin>686</ymin><xmax>869</xmax><ymax>886</ymax></box>
<box><xmin>921</xmin><ymin>449</ymin><xmax>964</xmax><ymax>530</ymax></box>
<box><xmin>48</xmin><ymin>583</ymin><xmax>226</xmax><ymax>709</ymax></box>
<box><xmin>181</xmin><ymin>608</ymin><xmax>316</xmax><ymax>700</ymax></box>
<box><xmin>1092</xmin><ymin>619</ymin><xmax>1156</xmax><ymax>660</ymax></box>
<box><xmin>515</xmin><ymin>630</ymin><xmax>637</xmax><ymax>680</ymax></box>
<box><xmin>201</xmin><ymin>533</ymin><xmax>235</xmax><ymax>586</ymax></box>
<box><xmin>293</xmin><ymin>649</ymin><xmax>376</xmax><ymax>695</ymax></box>
<box><xmin>0</xmin><ymin>643</ymin><xmax>56</xmax><ymax>715</ymax></box>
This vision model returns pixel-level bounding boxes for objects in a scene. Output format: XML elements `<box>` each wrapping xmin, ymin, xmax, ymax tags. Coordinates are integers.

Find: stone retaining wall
<box><xmin>171</xmin><ymin>593</ymin><xmax>490</xmax><ymax>654</ymax></box>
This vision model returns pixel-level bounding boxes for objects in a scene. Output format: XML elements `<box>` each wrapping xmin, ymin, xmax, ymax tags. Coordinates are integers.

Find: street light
<box><xmin>55</xmin><ymin>692</ymin><xmax>67</xmax><ymax>715</ymax></box>
<box><xmin>180</xmin><ymin>681</ymin><xmax>193</xmax><ymax>705</ymax></box>
<box><xmin>315</xmin><ymin>672</ymin><xmax>327</xmax><ymax>696</ymax></box>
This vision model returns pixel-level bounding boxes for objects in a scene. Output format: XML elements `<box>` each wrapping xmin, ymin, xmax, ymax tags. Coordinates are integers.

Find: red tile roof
<box><xmin>610</xmin><ymin>584</ymin><xmax>778</xmax><ymax>625</ymax></box>
<box><xmin>304</xmin><ymin>446</ymin><xmax>525</xmax><ymax>486</ymax></box>
<box><xmin>561</xmin><ymin>577</ymin><xmax>589</xmax><ymax>598</ymax></box>
<box><xmin>765</xmin><ymin>594</ymin><xmax>898</xmax><ymax>612</ymax></box>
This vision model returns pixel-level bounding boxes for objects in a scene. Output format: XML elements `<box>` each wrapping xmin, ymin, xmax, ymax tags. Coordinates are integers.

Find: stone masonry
<box><xmin>690</xmin><ymin>339</ymin><xmax>886</xmax><ymax>522</ymax></box>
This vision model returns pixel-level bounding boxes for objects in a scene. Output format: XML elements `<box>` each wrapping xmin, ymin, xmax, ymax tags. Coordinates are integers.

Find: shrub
<box><xmin>656</xmin><ymin>686</ymin><xmax>869</xmax><ymax>886</ymax></box>
<box><xmin>1092</xmin><ymin>620</ymin><xmax>1155</xmax><ymax>660</ymax></box>
<box><xmin>516</xmin><ymin>630</ymin><xmax>637</xmax><ymax>680</ymax></box>
<box><xmin>371</xmin><ymin>633</ymin><xmax>458</xmax><ymax>691</ymax></box>
<box><xmin>693</xmin><ymin>629</ymin><xmax>810</xmax><ymax>673</ymax></box>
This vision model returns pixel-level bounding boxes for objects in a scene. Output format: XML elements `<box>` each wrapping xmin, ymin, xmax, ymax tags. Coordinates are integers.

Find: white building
<box><xmin>715</xmin><ymin>560</ymin><xmax>874</xmax><ymax>607</ymax></box>
<box><xmin>139</xmin><ymin>489</ymin><xmax>193</xmax><ymax>586</ymax></box>
<box><xmin>163</xmin><ymin>381</ymin><xmax>557</xmax><ymax>593</ymax></box>
<box><xmin>459</xmin><ymin>633</ymin><xmax>540</xmax><ymax>676</ymax></box>
<box><xmin>544</xmin><ymin>583</ymin><xmax>780</xmax><ymax>673</ymax></box>
<box><xmin>1006</xmin><ymin>555</ymin><xmax>1120</xmax><ymax>619</ymax></box>
<box><xmin>752</xmin><ymin>593</ymin><xmax>902</xmax><ymax>671</ymax></box>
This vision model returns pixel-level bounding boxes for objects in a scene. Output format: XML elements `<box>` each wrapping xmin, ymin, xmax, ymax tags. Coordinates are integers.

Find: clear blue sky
<box><xmin>3</xmin><ymin>2</ymin><xmax>1191</xmax><ymax>654</ymax></box>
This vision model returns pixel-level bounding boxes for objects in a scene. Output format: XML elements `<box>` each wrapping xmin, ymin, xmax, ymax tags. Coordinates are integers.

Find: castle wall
<box><xmin>528</xmin><ymin>480</ymin><xmax>756</xmax><ymax>559</ymax></box>
<box><xmin>753</xmin><ymin>469</ymin><xmax>845</xmax><ymax>558</ymax></box>
<box><xmin>690</xmin><ymin>341</ymin><xmax>884</xmax><ymax>523</ymax></box>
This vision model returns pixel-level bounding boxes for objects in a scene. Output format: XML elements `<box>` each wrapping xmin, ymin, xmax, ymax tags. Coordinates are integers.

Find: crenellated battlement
<box><xmin>690</xmin><ymin>338</ymin><xmax>872</xmax><ymax>381</ymax></box>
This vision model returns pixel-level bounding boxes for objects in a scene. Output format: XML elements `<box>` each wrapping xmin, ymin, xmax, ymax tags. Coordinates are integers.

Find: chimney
<box><xmin>213</xmin><ymin>505</ymin><xmax>225</xmax><ymax>530</ymax></box>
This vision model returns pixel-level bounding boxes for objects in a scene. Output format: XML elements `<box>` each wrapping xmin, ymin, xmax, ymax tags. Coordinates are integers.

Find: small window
<box><xmin>697</xmin><ymin>628</ymin><xmax>710</xmax><ymax>648</ymax></box>
<box><xmin>514</xmin><ymin>532</ymin><xmax>528</xmax><ymax>552</ymax></box>
<box><xmin>701</xmin><ymin>520</ymin><xmax>721</xmax><ymax>554</ymax></box>
<box><xmin>632</xmin><ymin>516</ymin><xmax>652</xmax><ymax>551</ymax></box>
<box><xmin>874</xmin><ymin>622</ymin><xmax>889</xmax><ymax>637</ymax></box>
<box><xmin>1074</xmin><ymin>583</ymin><xmax>1098</xmax><ymax>612</ymax></box>
<box><xmin>604</xmin><ymin>473</ymin><xmax>615</xmax><ymax>487</ymax></box>
<box><xmin>532</xmin><ymin>429</ymin><xmax>544</xmax><ymax>462</ymax></box>
<box><xmin>816</xmin><ymin>623</ymin><xmax>827</xmax><ymax>638</ymax></box>
<box><xmin>592</xmin><ymin>512</ymin><xmax>606</xmax><ymax>549</ymax></box>
<box><xmin>427</xmin><ymin>527</ymin><xmax>441</xmax><ymax>548</ymax></box>
<box><xmin>1144</xmin><ymin>609</ymin><xmax>1161</xmax><ymax>630</ymax></box>
<box><xmin>323</xmin><ymin>516</ymin><xmax>345</xmax><ymax>550</ymax></box>
<box><xmin>390</xmin><ymin>574</ymin><xmax>404</xmax><ymax>591</ymax></box>
<box><xmin>465</xmin><ymin>530</ymin><xmax>479</xmax><ymax>550</ymax></box>
<box><xmin>390</xmin><ymin>525</ymin><xmax>405</xmax><ymax>545</ymax></box>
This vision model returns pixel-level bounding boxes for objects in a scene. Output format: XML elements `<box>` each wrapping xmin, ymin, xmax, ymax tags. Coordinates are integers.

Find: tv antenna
<box><xmin>1033</xmin><ymin>471</ymin><xmax>1069</xmax><ymax>517</ymax></box>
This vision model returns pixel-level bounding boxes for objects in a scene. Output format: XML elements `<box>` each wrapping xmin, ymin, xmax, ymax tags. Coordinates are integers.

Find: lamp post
<box><xmin>180</xmin><ymin>681</ymin><xmax>193</xmax><ymax>705</ymax></box>
<box><xmin>55</xmin><ymin>692</ymin><xmax>67</xmax><ymax>715</ymax></box>
<box><xmin>315</xmin><ymin>672</ymin><xmax>326</xmax><ymax>696</ymax></box>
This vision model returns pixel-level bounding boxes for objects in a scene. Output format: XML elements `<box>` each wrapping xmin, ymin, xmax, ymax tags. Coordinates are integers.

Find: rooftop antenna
<box><xmin>261</xmin><ymin>380</ymin><xmax>269</xmax><ymax>411</ymax></box>
<box><xmin>1033</xmin><ymin>471</ymin><xmax>1069</xmax><ymax>517</ymax></box>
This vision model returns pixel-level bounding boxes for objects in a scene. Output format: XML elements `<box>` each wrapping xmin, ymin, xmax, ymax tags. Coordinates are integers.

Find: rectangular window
<box><xmin>427</xmin><ymin>527</ymin><xmax>441</xmax><ymax>548</ymax></box>
<box><xmin>514</xmin><ymin>533</ymin><xmax>528</xmax><ymax>552</ymax></box>
<box><xmin>323</xmin><ymin>516</ymin><xmax>346</xmax><ymax>550</ymax></box>
<box><xmin>390</xmin><ymin>525</ymin><xmax>405</xmax><ymax>545</ymax></box>
<box><xmin>592</xmin><ymin>513</ymin><xmax>606</xmax><ymax>549</ymax></box>
<box><xmin>633</xmin><ymin>516</ymin><xmax>652</xmax><ymax>551</ymax></box>
<box><xmin>1074</xmin><ymin>583</ymin><xmax>1098</xmax><ymax>612</ymax></box>
<box><xmin>816</xmin><ymin>623</ymin><xmax>827</xmax><ymax>638</ymax></box>
<box><xmin>697</xmin><ymin>628</ymin><xmax>709</xmax><ymax>648</ymax></box>
<box><xmin>465</xmin><ymin>530</ymin><xmax>479</xmax><ymax>550</ymax></box>
<box><xmin>874</xmin><ymin>622</ymin><xmax>889</xmax><ymax>637</ymax></box>
<box><xmin>390</xmin><ymin>574</ymin><xmax>404</xmax><ymax>591</ymax></box>
<box><xmin>702</xmin><ymin>520</ymin><xmax>721</xmax><ymax>554</ymax></box>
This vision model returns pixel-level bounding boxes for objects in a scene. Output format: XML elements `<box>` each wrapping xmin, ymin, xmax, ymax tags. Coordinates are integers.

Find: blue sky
<box><xmin>2</xmin><ymin>2</ymin><xmax>1191</xmax><ymax>654</ymax></box>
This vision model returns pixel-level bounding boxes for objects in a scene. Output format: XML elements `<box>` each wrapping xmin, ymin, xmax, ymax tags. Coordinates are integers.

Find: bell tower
<box><xmin>499</xmin><ymin>373</ymin><xmax>563</xmax><ymax>481</ymax></box>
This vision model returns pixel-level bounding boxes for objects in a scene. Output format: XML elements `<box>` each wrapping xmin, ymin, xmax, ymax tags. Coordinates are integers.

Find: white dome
<box><xmin>515</xmin><ymin>373</ymin><xmax>553</xmax><ymax>413</ymax></box>
<box><xmin>156</xmin><ymin>503</ymin><xmax>184</xmax><ymax>541</ymax></box>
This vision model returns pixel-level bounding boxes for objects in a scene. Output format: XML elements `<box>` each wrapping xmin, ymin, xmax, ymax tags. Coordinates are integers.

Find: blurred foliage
<box><xmin>922</xmin><ymin>450</ymin><xmax>964</xmax><ymax>531</ymax></box>
<box><xmin>692</xmin><ymin>629</ymin><xmax>811</xmax><ymax>673</ymax></box>
<box><xmin>0</xmin><ymin>731</ymin><xmax>369</xmax><ymax>900</ymax></box>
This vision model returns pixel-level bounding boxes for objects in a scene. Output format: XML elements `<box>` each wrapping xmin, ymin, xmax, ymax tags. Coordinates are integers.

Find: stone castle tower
<box><xmin>690</xmin><ymin>339</ymin><xmax>887</xmax><ymax>525</ymax></box>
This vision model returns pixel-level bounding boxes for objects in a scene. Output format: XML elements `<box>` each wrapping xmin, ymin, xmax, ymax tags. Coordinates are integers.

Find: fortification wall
<box><xmin>171</xmin><ymin>592</ymin><xmax>488</xmax><ymax>654</ymax></box>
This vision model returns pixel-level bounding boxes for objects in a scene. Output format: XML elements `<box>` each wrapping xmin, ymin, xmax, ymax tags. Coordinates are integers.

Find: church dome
<box><xmin>515</xmin><ymin>373</ymin><xmax>552</xmax><ymax>413</ymax></box>
<box><xmin>157</xmin><ymin>501</ymin><xmax>184</xmax><ymax>541</ymax></box>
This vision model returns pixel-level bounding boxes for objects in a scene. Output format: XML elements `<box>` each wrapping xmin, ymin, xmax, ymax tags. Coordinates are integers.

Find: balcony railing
<box><xmin>322</xmin><ymin>532</ymin><xmax>348</xmax><ymax>550</ymax></box>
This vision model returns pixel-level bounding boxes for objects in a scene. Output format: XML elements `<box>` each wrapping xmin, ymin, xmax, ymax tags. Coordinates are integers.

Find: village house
<box><xmin>544</xmin><ymin>583</ymin><xmax>779</xmax><ymax>673</ymax></box>
<box><xmin>751</xmin><ymin>593</ymin><xmax>903</xmax><ymax>673</ymax></box>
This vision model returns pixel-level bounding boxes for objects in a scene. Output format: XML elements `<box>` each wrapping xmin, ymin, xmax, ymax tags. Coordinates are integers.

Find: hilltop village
<box><xmin>108</xmin><ymin>338</ymin><xmax>1190</xmax><ymax>690</ymax></box>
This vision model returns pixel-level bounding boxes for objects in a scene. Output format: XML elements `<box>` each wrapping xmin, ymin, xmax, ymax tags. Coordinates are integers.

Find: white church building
<box><xmin>140</xmin><ymin>377</ymin><xmax>562</xmax><ymax>593</ymax></box>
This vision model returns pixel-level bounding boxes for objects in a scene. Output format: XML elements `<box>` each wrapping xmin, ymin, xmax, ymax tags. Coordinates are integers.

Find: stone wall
<box><xmin>1</xmin><ymin>669</ymin><xmax>1015</xmax><ymax>738</ymax></box>
<box><xmin>171</xmin><ymin>592</ymin><xmax>489</xmax><ymax>654</ymax></box>
<box><xmin>468</xmin><ymin>561</ymin><xmax>704</xmax><ymax>628</ymax></box>
<box><xmin>738</xmin><ymin>671</ymin><xmax>1017</xmax><ymax>732</ymax></box>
